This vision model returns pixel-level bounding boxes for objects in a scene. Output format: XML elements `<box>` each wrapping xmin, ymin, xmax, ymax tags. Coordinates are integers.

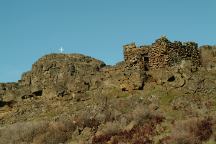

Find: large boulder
<box><xmin>101</xmin><ymin>62</ymin><xmax>147</xmax><ymax>92</ymax></box>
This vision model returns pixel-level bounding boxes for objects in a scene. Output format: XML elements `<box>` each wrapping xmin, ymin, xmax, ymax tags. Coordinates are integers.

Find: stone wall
<box><xmin>123</xmin><ymin>43</ymin><xmax>149</xmax><ymax>70</ymax></box>
<box><xmin>123</xmin><ymin>36</ymin><xmax>201</xmax><ymax>70</ymax></box>
<box><xmin>200</xmin><ymin>45</ymin><xmax>216</xmax><ymax>70</ymax></box>
<box><xmin>148</xmin><ymin>37</ymin><xmax>171</xmax><ymax>69</ymax></box>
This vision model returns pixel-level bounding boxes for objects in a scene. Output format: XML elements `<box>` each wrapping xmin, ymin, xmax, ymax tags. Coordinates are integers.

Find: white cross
<box><xmin>59</xmin><ymin>47</ymin><xmax>64</xmax><ymax>53</ymax></box>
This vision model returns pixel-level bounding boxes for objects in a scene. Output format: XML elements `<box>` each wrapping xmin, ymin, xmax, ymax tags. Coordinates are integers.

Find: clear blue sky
<box><xmin>0</xmin><ymin>0</ymin><xmax>215</xmax><ymax>82</ymax></box>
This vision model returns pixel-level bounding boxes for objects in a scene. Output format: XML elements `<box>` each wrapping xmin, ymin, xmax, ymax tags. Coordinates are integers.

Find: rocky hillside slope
<box><xmin>0</xmin><ymin>37</ymin><xmax>216</xmax><ymax>144</ymax></box>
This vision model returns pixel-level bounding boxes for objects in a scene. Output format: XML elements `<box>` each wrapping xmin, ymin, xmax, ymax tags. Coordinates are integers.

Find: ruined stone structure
<box><xmin>123</xmin><ymin>36</ymin><xmax>201</xmax><ymax>70</ymax></box>
<box><xmin>123</xmin><ymin>43</ymin><xmax>150</xmax><ymax>70</ymax></box>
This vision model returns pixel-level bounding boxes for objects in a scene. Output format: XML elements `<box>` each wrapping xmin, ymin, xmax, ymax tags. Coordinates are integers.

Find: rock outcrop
<box><xmin>19</xmin><ymin>54</ymin><xmax>106</xmax><ymax>99</ymax></box>
<box><xmin>0</xmin><ymin>37</ymin><xmax>213</xmax><ymax>102</ymax></box>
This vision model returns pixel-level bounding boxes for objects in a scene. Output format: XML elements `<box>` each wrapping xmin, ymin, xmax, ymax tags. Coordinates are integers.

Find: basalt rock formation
<box><xmin>0</xmin><ymin>37</ymin><xmax>202</xmax><ymax>100</ymax></box>
<box><xmin>20</xmin><ymin>54</ymin><xmax>106</xmax><ymax>99</ymax></box>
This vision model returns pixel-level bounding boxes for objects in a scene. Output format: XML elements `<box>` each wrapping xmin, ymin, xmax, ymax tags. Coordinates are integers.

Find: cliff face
<box><xmin>1</xmin><ymin>37</ymin><xmax>216</xmax><ymax>144</ymax></box>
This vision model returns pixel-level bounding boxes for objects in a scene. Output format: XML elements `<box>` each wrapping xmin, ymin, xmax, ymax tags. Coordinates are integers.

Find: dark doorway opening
<box><xmin>144</xmin><ymin>56</ymin><xmax>149</xmax><ymax>71</ymax></box>
<box><xmin>168</xmin><ymin>76</ymin><xmax>175</xmax><ymax>82</ymax></box>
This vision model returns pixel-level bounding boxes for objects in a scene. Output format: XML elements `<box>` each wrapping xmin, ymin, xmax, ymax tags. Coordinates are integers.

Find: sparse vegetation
<box><xmin>168</xmin><ymin>117</ymin><xmax>213</xmax><ymax>144</ymax></box>
<box><xmin>0</xmin><ymin>120</ymin><xmax>76</xmax><ymax>144</ymax></box>
<box><xmin>1</xmin><ymin>42</ymin><xmax>216</xmax><ymax>143</ymax></box>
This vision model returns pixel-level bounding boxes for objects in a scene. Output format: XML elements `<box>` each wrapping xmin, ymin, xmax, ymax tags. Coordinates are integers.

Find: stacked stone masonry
<box><xmin>123</xmin><ymin>43</ymin><xmax>150</xmax><ymax>70</ymax></box>
<box><xmin>123</xmin><ymin>36</ymin><xmax>201</xmax><ymax>70</ymax></box>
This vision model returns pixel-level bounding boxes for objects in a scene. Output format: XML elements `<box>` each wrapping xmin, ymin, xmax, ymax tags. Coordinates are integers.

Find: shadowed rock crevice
<box><xmin>167</xmin><ymin>76</ymin><xmax>175</xmax><ymax>82</ymax></box>
<box><xmin>32</xmin><ymin>90</ymin><xmax>43</xmax><ymax>96</ymax></box>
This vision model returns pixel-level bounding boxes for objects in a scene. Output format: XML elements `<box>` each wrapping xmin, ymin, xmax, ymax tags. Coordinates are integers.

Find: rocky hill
<box><xmin>1</xmin><ymin>37</ymin><xmax>216</xmax><ymax>144</ymax></box>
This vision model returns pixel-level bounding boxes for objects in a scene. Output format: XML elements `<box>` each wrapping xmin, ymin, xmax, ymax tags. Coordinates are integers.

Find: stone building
<box><xmin>123</xmin><ymin>36</ymin><xmax>201</xmax><ymax>70</ymax></box>
<box><xmin>123</xmin><ymin>43</ymin><xmax>150</xmax><ymax>70</ymax></box>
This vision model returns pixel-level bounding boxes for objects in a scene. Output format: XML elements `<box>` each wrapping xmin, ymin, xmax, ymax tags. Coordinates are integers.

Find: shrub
<box><xmin>92</xmin><ymin>107</ymin><xmax>164</xmax><ymax>144</ymax></box>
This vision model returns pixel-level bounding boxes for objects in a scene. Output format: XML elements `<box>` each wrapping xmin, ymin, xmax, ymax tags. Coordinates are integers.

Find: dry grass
<box><xmin>92</xmin><ymin>104</ymin><xmax>164</xmax><ymax>144</ymax></box>
<box><xmin>169</xmin><ymin>117</ymin><xmax>213</xmax><ymax>144</ymax></box>
<box><xmin>0</xmin><ymin>120</ymin><xmax>76</xmax><ymax>144</ymax></box>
